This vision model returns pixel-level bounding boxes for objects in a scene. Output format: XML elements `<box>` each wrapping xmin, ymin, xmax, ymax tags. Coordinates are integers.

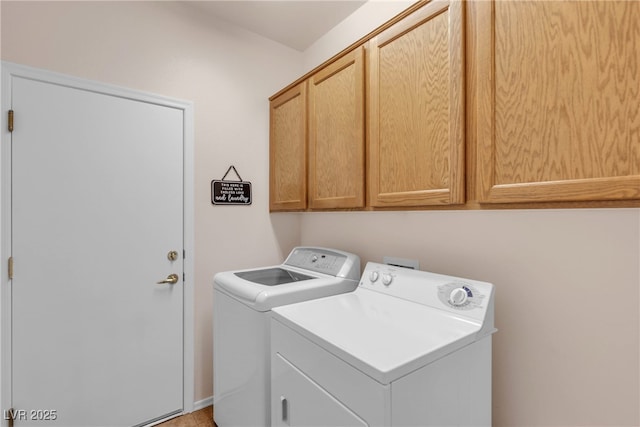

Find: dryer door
<box><xmin>272</xmin><ymin>354</ymin><xmax>368</xmax><ymax>427</ymax></box>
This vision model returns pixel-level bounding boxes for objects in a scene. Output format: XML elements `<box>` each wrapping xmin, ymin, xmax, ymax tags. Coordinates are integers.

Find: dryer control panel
<box><xmin>359</xmin><ymin>262</ymin><xmax>494</xmax><ymax>324</ymax></box>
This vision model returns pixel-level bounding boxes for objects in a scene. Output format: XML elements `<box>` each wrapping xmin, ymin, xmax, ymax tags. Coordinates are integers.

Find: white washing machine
<box><xmin>270</xmin><ymin>262</ymin><xmax>496</xmax><ymax>427</ymax></box>
<box><xmin>213</xmin><ymin>247</ymin><xmax>361</xmax><ymax>427</ymax></box>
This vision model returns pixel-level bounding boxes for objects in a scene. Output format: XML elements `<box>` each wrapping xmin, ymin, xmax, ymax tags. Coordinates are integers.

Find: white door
<box><xmin>10</xmin><ymin>75</ymin><xmax>184</xmax><ymax>426</ymax></box>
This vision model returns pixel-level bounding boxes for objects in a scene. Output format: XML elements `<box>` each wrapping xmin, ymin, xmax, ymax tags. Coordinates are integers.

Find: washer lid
<box><xmin>272</xmin><ymin>289</ymin><xmax>484</xmax><ymax>385</ymax></box>
<box><xmin>234</xmin><ymin>267</ymin><xmax>314</xmax><ymax>286</ymax></box>
<box><xmin>214</xmin><ymin>266</ymin><xmax>358</xmax><ymax>311</ymax></box>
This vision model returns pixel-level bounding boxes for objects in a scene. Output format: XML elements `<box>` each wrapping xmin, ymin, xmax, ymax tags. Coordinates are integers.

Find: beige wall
<box><xmin>1</xmin><ymin>0</ymin><xmax>303</xmax><ymax>402</ymax></box>
<box><xmin>299</xmin><ymin>210</ymin><xmax>640</xmax><ymax>426</ymax></box>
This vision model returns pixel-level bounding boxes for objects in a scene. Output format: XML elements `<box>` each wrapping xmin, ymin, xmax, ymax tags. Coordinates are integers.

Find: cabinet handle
<box><xmin>281</xmin><ymin>395</ymin><xmax>289</xmax><ymax>425</ymax></box>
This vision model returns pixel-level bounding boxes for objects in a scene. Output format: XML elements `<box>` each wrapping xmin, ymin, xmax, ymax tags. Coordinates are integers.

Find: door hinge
<box><xmin>8</xmin><ymin>110</ymin><xmax>14</xmax><ymax>132</ymax></box>
<box><xmin>8</xmin><ymin>257</ymin><xmax>13</xmax><ymax>280</ymax></box>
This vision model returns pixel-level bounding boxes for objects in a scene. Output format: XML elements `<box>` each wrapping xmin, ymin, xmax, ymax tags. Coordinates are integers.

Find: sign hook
<box><xmin>221</xmin><ymin>165</ymin><xmax>243</xmax><ymax>182</ymax></box>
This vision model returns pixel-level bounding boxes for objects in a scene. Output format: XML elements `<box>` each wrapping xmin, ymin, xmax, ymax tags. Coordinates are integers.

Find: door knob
<box><xmin>157</xmin><ymin>274</ymin><xmax>179</xmax><ymax>285</ymax></box>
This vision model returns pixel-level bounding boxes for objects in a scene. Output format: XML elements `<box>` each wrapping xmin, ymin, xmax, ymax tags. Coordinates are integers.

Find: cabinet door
<box><xmin>270</xmin><ymin>83</ymin><xmax>307</xmax><ymax>211</ymax></box>
<box><xmin>368</xmin><ymin>0</ymin><xmax>465</xmax><ymax>207</ymax></box>
<box><xmin>475</xmin><ymin>1</ymin><xmax>640</xmax><ymax>203</ymax></box>
<box><xmin>308</xmin><ymin>47</ymin><xmax>365</xmax><ymax>209</ymax></box>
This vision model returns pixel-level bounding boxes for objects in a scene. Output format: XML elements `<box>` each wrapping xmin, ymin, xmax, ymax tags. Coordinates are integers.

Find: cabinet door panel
<box><xmin>476</xmin><ymin>0</ymin><xmax>640</xmax><ymax>203</ymax></box>
<box><xmin>309</xmin><ymin>47</ymin><xmax>365</xmax><ymax>209</ymax></box>
<box><xmin>368</xmin><ymin>0</ymin><xmax>465</xmax><ymax>207</ymax></box>
<box><xmin>270</xmin><ymin>83</ymin><xmax>307</xmax><ymax>211</ymax></box>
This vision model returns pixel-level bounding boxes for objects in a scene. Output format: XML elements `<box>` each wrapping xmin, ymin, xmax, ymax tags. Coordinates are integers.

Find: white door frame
<box><xmin>0</xmin><ymin>61</ymin><xmax>195</xmax><ymax>424</ymax></box>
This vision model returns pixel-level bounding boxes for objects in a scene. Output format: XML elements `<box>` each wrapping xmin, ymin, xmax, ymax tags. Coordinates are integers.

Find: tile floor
<box><xmin>156</xmin><ymin>406</ymin><xmax>215</xmax><ymax>427</ymax></box>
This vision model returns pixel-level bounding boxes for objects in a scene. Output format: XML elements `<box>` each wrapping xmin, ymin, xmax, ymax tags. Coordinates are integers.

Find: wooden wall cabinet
<box><xmin>270</xmin><ymin>48</ymin><xmax>365</xmax><ymax>212</ymax></box>
<box><xmin>473</xmin><ymin>0</ymin><xmax>640</xmax><ymax>203</ymax></box>
<box><xmin>270</xmin><ymin>0</ymin><xmax>639</xmax><ymax>211</ymax></box>
<box><xmin>308</xmin><ymin>47</ymin><xmax>365</xmax><ymax>209</ymax></box>
<box><xmin>269</xmin><ymin>83</ymin><xmax>307</xmax><ymax>211</ymax></box>
<box><xmin>368</xmin><ymin>0</ymin><xmax>465</xmax><ymax>207</ymax></box>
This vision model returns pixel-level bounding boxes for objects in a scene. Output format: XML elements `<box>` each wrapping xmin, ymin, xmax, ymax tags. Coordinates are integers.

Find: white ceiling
<box><xmin>186</xmin><ymin>1</ymin><xmax>368</xmax><ymax>51</ymax></box>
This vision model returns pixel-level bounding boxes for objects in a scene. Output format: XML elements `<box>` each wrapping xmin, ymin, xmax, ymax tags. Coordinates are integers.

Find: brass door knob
<box><xmin>157</xmin><ymin>274</ymin><xmax>179</xmax><ymax>285</ymax></box>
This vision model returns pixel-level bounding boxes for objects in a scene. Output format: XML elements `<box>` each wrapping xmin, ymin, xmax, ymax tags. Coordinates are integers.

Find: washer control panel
<box><xmin>284</xmin><ymin>247</ymin><xmax>360</xmax><ymax>279</ymax></box>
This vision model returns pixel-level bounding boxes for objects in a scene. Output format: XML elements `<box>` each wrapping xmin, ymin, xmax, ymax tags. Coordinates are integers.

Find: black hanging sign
<box><xmin>211</xmin><ymin>166</ymin><xmax>252</xmax><ymax>205</ymax></box>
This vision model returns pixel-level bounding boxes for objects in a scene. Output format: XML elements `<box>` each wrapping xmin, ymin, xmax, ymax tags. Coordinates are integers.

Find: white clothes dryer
<box><xmin>270</xmin><ymin>262</ymin><xmax>496</xmax><ymax>427</ymax></box>
<box><xmin>213</xmin><ymin>247</ymin><xmax>360</xmax><ymax>427</ymax></box>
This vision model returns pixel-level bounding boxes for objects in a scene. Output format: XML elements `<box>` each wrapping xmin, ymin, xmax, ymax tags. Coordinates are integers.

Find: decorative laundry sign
<box><xmin>212</xmin><ymin>181</ymin><xmax>252</xmax><ymax>205</ymax></box>
<box><xmin>211</xmin><ymin>165</ymin><xmax>252</xmax><ymax>205</ymax></box>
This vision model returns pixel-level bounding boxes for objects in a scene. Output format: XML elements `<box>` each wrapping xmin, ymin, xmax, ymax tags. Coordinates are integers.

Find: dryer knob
<box><xmin>449</xmin><ymin>288</ymin><xmax>468</xmax><ymax>306</ymax></box>
<box><xmin>369</xmin><ymin>271</ymin><xmax>379</xmax><ymax>283</ymax></box>
<box><xmin>382</xmin><ymin>273</ymin><xmax>393</xmax><ymax>286</ymax></box>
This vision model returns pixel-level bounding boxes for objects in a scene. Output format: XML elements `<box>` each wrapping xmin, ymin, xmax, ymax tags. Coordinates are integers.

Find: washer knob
<box><xmin>382</xmin><ymin>273</ymin><xmax>393</xmax><ymax>286</ymax></box>
<box><xmin>369</xmin><ymin>271</ymin><xmax>379</xmax><ymax>282</ymax></box>
<box><xmin>449</xmin><ymin>288</ymin><xmax>468</xmax><ymax>306</ymax></box>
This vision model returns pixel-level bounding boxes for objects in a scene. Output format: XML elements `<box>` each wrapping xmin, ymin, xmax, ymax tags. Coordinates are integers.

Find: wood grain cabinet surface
<box><xmin>269</xmin><ymin>83</ymin><xmax>307</xmax><ymax>211</ymax></box>
<box><xmin>308</xmin><ymin>47</ymin><xmax>365</xmax><ymax>209</ymax></box>
<box><xmin>269</xmin><ymin>0</ymin><xmax>639</xmax><ymax>211</ymax></box>
<box><xmin>368</xmin><ymin>0</ymin><xmax>465</xmax><ymax>207</ymax></box>
<box><xmin>474</xmin><ymin>0</ymin><xmax>640</xmax><ymax>203</ymax></box>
